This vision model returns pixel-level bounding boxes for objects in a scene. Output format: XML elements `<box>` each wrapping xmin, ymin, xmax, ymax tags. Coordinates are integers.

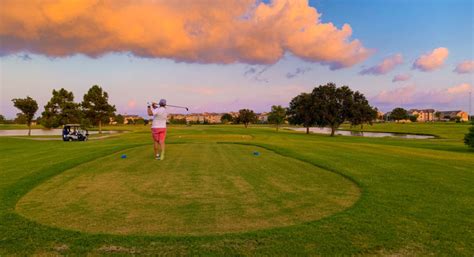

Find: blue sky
<box><xmin>1</xmin><ymin>0</ymin><xmax>473</xmax><ymax>118</ymax></box>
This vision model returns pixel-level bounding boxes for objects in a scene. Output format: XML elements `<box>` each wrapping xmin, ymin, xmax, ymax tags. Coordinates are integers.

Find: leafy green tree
<box><xmin>465</xmin><ymin>121</ymin><xmax>474</xmax><ymax>148</ymax></box>
<box><xmin>14</xmin><ymin>113</ymin><xmax>27</xmax><ymax>124</ymax></box>
<box><xmin>12</xmin><ymin>96</ymin><xmax>38</xmax><ymax>136</ymax></box>
<box><xmin>287</xmin><ymin>93</ymin><xmax>315</xmax><ymax>134</ymax></box>
<box><xmin>311</xmin><ymin>83</ymin><xmax>355</xmax><ymax>136</ymax></box>
<box><xmin>135</xmin><ymin>118</ymin><xmax>145</xmax><ymax>125</ymax></box>
<box><xmin>237</xmin><ymin>109</ymin><xmax>257</xmax><ymax>128</ymax></box>
<box><xmin>390</xmin><ymin>107</ymin><xmax>409</xmax><ymax>122</ymax></box>
<box><xmin>81</xmin><ymin>85</ymin><xmax>116</xmax><ymax>133</ymax></box>
<box><xmin>347</xmin><ymin>91</ymin><xmax>377</xmax><ymax>129</ymax></box>
<box><xmin>115</xmin><ymin>114</ymin><xmax>125</xmax><ymax>124</ymax></box>
<box><xmin>268</xmin><ymin>105</ymin><xmax>286</xmax><ymax>131</ymax></box>
<box><xmin>0</xmin><ymin>114</ymin><xmax>5</xmax><ymax>124</ymax></box>
<box><xmin>435</xmin><ymin>111</ymin><xmax>441</xmax><ymax>121</ymax></box>
<box><xmin>409</xmin><ymin>114</ymin><xmax>419</xmax><ymax>122</ymax></box>
<box><xmin>41</xmin><ymin>88</ymin><xmax>82</xmax><ymax>128</ymax></box>
<box><xmin>221</xmin><ymin>113</ymin><xmax>233</xmax><ymax>124</ymax></box>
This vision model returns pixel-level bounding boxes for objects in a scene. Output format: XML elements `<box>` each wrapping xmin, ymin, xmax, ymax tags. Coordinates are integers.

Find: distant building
<box><xmin>376</xmin><ymin>111</ymin><xmax>385</xmax><ymax>121</ymax></box>
<box><xmin>437</xmin><ymin>110</ymin><xmax>469</xmax><ymax>121</ymax></box>
<box><xmin>123</xmin><ymin>115</ymin><xmax>141</xmax><ymax>124</ymax></box>
<box><xmin>408</xmin><ymin>109</ymin><xmax>435</xmax><ymax>122</ymax></box>
<box><xmin>257</xmin><ymin>112</ymin><xmax>269</xmax><ymax>123</ymax></box>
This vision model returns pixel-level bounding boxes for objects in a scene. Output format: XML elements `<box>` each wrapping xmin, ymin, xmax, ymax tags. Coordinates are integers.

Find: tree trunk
<box><xmin>306</xmin><ymin>127</ymin><xmax>309</xmax><ymax>134</ymax></box>
<box><xmin>28</xmin><ymin>123</ymin><xmax>31</xmax><ymax>136</ymax></box>
<box><xmin>360</xmin><ymin>124</ymin><xmax>364</xmax><ymax>130</ymax></box>
<box><xmin>244</xmin><ymin>123</ymin><xmax>248</xmax><ymax>128</ymax></box>
<box><xmin>276</xmin><ymin>124</ymin><xmax>279</xmax><ymax>132</ymax></box>
<box><xmin>99</xmin><ymin>120</ymin><xmax>102</xmax><ymax>134</ymax></box>
<box><xmin>330</xmin><ymin>126</ymin><xmax>336</xmax><ymax>137</ymax></box>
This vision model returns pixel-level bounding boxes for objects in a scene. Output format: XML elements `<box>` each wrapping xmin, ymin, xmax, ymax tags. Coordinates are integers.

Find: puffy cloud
<box><xmin>413</xmin><ymin>47</ymin><xmax>449</xmax><ymax>72</ymax></box>
<box><xmin>372</xmin><ymin>84</ymin><xmax>417</xmax><ymax>105</ymax></box>
<box><xmin>453</xmin><ymin>60</ymin><xmax>474</xmax><ymax>74</ymax></box>
<box><xmin>392</xmin><ymin>73</ymin><xmax>411</xmax><ymax>82</ymax></box>
<box><xmin>372</xmin><ymin>83</ymin><xmax>472</xmax><ymax>109</ymax></box>
<box><xmin>0</xmin><ymin>0</ymin><xmax>372</xmax><ymax>68</ymax></box>
<box><xmin>359</xmin><ymin>54</ymin><xmax>403</xmax><ymax>75</ymax></box>
<box><xmin>446</xmin><ymin>83</ymin><xmax>472</xmax><ymax>94</ymax></box>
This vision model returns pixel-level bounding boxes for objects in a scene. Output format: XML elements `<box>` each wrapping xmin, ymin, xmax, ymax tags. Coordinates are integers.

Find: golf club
<box><xmin>167</xmin><ymin>104</ymin><xmax>189</xmax><ymax>111</ymax></box>
<box><xmin>148</xmin><ymin>102</ymin><xmax>189</xmax><ymax>111</ymax></box>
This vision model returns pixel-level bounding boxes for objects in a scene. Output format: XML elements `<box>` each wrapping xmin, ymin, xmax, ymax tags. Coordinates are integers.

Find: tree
<box><xmin>465</xmin><ymin>121</ymin><xmax>474</xmax><ymax>148</ymax></box>
<box><xmin>0</xmin><ymin>114</ymin><xmax>5</xmax><ymax>123</ymax></box>
<box><xmin>12</xmin><ymin>96</ymin><xmax>38</xmax><ymax>136</ymax></box>
<box><xmin>390</xmin><ymin>107</ymin><xmax>409</xmax><ymax>122</ymax></box>
<box><xmin>221</xmin><ymin>113</ymin><xmax>233</xmax><ymax>124</ymax></box>
<box><xmin>237</xmin><ymin>109</ymin><xmax>257</xmax><ymax>128</ymax></box>
<box><xmin>287</xmin><ymin>93</ymin><xmax>315</xmax><ymax>134</ymax></box>
<box><xmin>81</xmin><ymin>85</ymin><xmax>116</xmax><ymax>133</ymax></box>
<box><xmin>311</xmin><ymin>83</ymin><xmax>355</xmax><ymax>136</ymax></box>
<box><xmin>347</xmin><ymin>91</ymin><xmax>377</xmax><ymax>129</ymax></box>
<box><xmin>135</xmin><ymin>118</ymin><xmax>145</xmax><ymax>125</ymax></box>
<box><xmin>41</xmin><ymin>88</ymin><xmax>82</xmax><ymax>128</ymax></box>
<box><xmin>409</xmin><ymin>114</ymin><xmax>419</xmax><ymax>122</ymax></box>
<box><xmin>115</xmin><ymin>114</ymin><xmax>125</xmax><ymax>124</ymax></box>
<box><xmin>435</xmin><ymin>111</ymin><xmax>441</xmax><ymax>121</ymax></box>
<box><xmin>14</xmin><ymin>113</ymin><xmax>27</xmax><ymax>124</ymax></box>
<box><xmin>268</xmin><ymin>105</ymin><xmax>286</xmax><ymax>131</ymax></box>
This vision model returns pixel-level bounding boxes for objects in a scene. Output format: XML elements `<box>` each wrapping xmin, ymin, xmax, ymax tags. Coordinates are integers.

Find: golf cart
<box><xmin>62</xmin><ymin>124</ymin><xmax>89</xmax><ymax>141</ymax></box>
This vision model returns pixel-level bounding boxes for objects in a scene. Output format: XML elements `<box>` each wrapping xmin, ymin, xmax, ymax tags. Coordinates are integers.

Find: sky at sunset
<box><xmin>1</xmin><ymin>0</ymin><xmax>473</xmax><ymax>118</ymax></box>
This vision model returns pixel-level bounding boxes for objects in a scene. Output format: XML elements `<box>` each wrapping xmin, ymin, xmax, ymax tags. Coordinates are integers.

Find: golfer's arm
<box><xmin>147</xmin><ymin>106</ymin><xmax>153</xmax><ymax>116</ymax></box>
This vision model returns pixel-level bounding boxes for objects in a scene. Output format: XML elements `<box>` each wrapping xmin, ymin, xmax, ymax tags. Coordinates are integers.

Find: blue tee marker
<box><xmin>121</xmin><ymin>154</ymin><xmax>127</xmax><ymax>159</ymax></box>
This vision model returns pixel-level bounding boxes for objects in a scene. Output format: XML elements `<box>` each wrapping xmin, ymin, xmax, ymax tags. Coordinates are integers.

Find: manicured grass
<box><xmin>17</xmin><ymin>144</ymin><xmax>358</xmax><ymax>236</ymax></box>
<box><xmin>0</xmin><ymin>124</ymin><xmax>473</xmax><ymax>255</ymax></box>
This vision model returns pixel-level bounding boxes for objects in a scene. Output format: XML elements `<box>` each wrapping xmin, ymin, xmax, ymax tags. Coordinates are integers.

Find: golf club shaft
<box><xmin>167</xmin><ymin>104</ymin><xmax>188</xmax><ymax>110</ymax></box>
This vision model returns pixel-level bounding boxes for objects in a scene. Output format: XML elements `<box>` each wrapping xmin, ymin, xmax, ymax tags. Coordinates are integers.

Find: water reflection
<box><xmin>290</xmin><ymin>127</ymin><xmax>435</xmax><ymax>139</ymax></box>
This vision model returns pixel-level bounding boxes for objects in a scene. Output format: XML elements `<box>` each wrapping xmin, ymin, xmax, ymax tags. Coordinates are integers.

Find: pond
<box><xmin>289</xmin><ymin>127</ymin><xmax>436</xmax><ymax>139</ymax></box>
<box><xmin>0</xmin><ymin>129</ymin><xmax>120</xmax><ymax>136</ymax></box>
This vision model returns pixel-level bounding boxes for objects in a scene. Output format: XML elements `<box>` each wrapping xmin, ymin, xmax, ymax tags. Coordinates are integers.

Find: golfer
<box><xmin>147</xmin><ymin>99</ymin><xmax>167</xmax><ymax>160</ymax></box>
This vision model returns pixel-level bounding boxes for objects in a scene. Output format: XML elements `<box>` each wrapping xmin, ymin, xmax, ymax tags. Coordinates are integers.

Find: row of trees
<box><xmin>10</xmin><ymin>85</ymin><xmax>115</xmax><ymax>135</ymax></box>
<box><xmin>218</xmin><ymin>83</ymin><xmax>377</xmax><ymax>137</ymax></box>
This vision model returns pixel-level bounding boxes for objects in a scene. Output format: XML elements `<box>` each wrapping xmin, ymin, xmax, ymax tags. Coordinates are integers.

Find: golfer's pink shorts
<box><xmin>151</xmin><ymin>128</ymin><xmax>167</xmax><ymax>143</ymax></box>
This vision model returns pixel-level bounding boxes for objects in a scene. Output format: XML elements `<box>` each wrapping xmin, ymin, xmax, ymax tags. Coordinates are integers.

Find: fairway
<box><xmin>16</xmin><ymin>144</ymin><xmax>359</xmax><ymax>235</ymax></box>
<box><xmin>1</xmin><ymin>124</ymin><xmax>473</xmax><ymax>256</ymax></box>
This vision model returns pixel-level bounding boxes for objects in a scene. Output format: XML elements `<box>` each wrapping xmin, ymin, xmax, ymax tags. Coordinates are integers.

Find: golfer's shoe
<box><xmin>155</xmin><ymin>154</ymin><xmax>160</xmax><ymax>160</ymax></box>
<box><xmin>160</xmin><ymin>153</ymin><xmax>165</xmax><ymax>161</ymax></box>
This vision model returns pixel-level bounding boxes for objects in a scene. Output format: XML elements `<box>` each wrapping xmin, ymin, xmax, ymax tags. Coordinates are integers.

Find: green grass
<box><xmin>0</xmin><ymin>123</ymin><xmax>473</xmax><ymax>255</ymax></box>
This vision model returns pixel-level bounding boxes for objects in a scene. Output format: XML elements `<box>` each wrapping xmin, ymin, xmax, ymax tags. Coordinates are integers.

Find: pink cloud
<box><xmin>446</xmin><ymin>83</ymin><xmax>472</xmax><ymax>94</ymax></box>
<box><xmin>392</xmin><ymin>73</ymin><xmax>411</xmax><ymax>82</ymax></box>
<box><xmin>413</xmin><ymin>47</ymin><xmax>449</xmax><ymax>72</ymax></box>
<box><xmin>0</xmin><ymin>0</ymin><xmax>372</xmax><ymax>69</ymax></box>
<box><xmin>372</xmin><ymin>83</ymin><xmax>472</xmax><ymax>108</ymax></box>
<box><xmin>127</xmin><ymin>99</ymin><xmax>136</xmax><ymax>108</ymax></box>
<box><xmin>453</xmin><ymin>60</ymin><xmax>474</xmax><ymax>74</ymax></box>
<box><xmin>372</xmin><ymin>84</ymin><xmax>417</xmax><ymax>104</ymax></box>
<box><xmin>360</xmin><ymin>54</ymin><xmax>403</xmax><ymax>75</ymax></box>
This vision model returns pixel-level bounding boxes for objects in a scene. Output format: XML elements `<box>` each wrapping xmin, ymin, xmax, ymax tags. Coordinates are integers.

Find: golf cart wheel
<box><xmin>68</xmin><ymin>138</ymin><xmax>73</xmax><ymax>142</ymax></box>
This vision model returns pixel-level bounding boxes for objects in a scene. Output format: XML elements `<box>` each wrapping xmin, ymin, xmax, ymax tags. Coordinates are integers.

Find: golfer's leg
<box><xmin>153</xmin><ymin>140</ymin><xmax>159</xmax><ymax>157</ymax></box>
<box><xmin>159</xmin><ymin>141</ymin><xmax>165</xmax><ymax>160</ymax></box>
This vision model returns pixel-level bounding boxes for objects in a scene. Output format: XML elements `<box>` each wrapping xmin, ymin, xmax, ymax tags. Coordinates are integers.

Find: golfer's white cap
<box><xmin>159</xmin><ymin>99</ymin><xmax>167</xmax><ymax>106</ymax></box>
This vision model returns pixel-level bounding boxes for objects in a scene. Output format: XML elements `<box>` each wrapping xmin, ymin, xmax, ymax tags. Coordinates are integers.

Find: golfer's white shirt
<box><xmin>151</xmin><ymin>107</ymin><xmax>167</xmax><ymax>128</ymax></box>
